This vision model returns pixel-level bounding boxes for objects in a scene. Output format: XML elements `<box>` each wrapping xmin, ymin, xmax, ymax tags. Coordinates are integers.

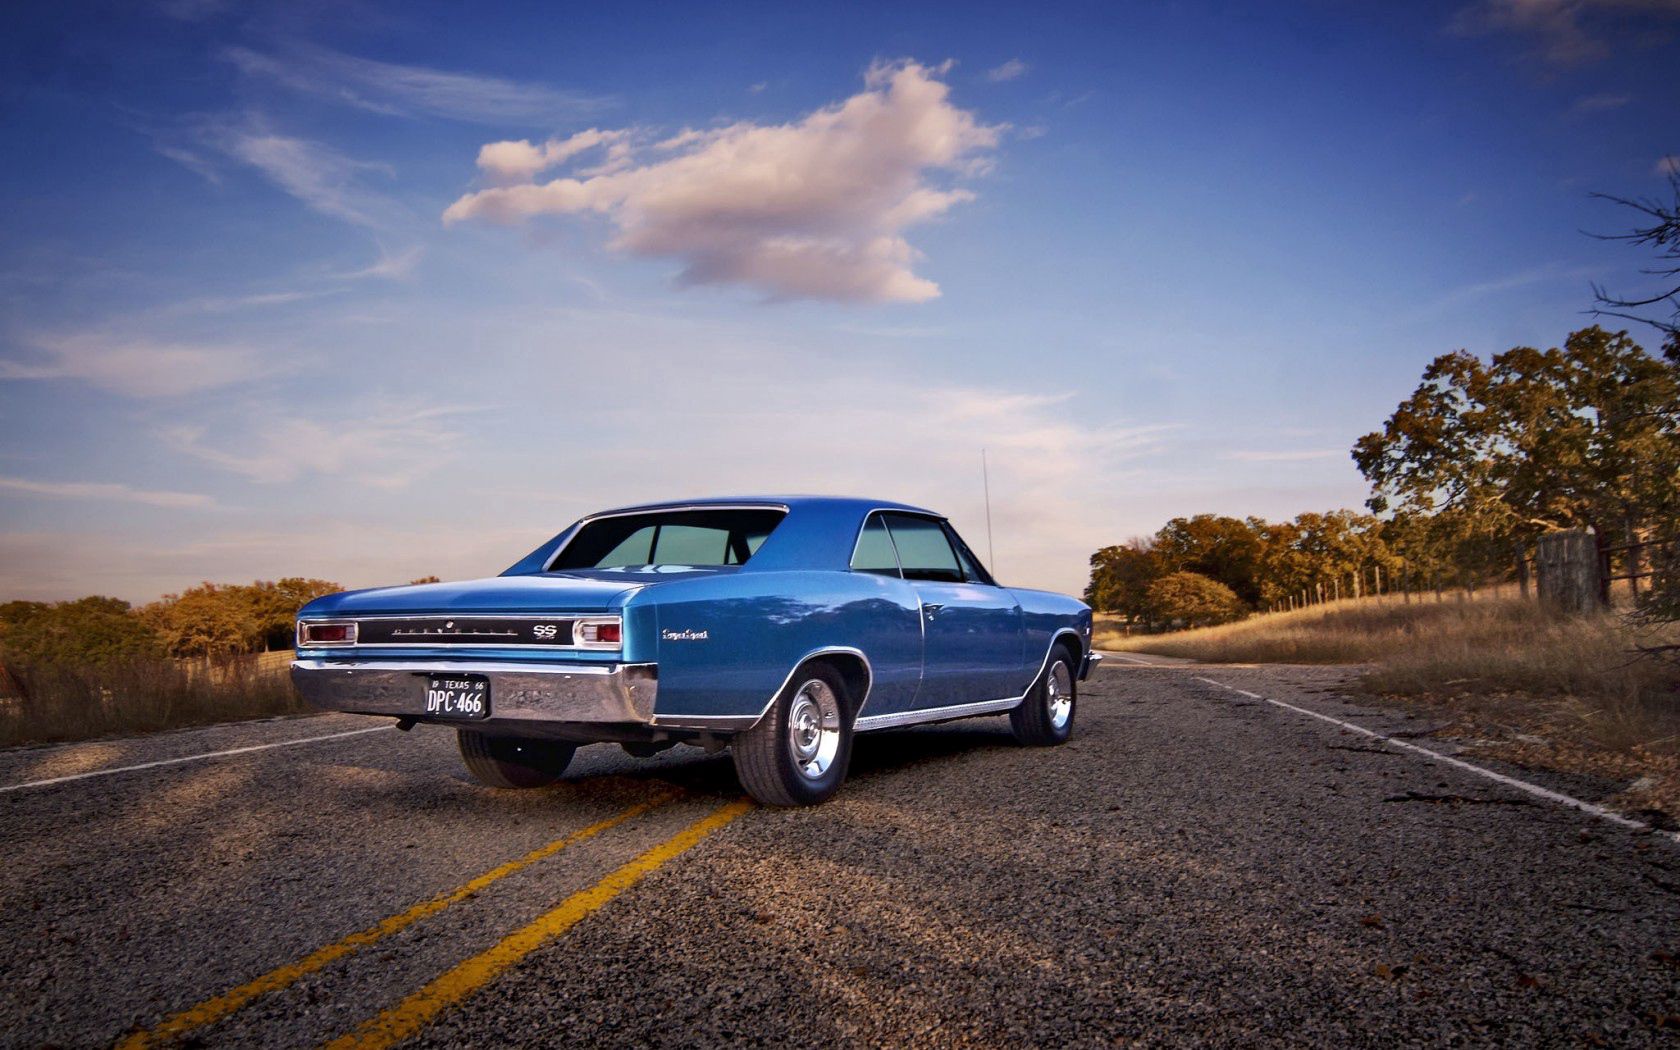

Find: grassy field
<box><xmin>1101</xmin><ymin>594</ymin><xmax>1680</xmax><ymax>821</ymax></box>
<box><xmin>0</xmin><ymin>650</ymin><xmax>307</xmax><ymax>748</ymax></box>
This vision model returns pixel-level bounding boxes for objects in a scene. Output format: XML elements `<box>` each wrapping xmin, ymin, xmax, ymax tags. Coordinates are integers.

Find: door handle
<box><xmin>923</xmin><ymin>603</ymin><xmax>944</xmax><ymax>617</ymax></box>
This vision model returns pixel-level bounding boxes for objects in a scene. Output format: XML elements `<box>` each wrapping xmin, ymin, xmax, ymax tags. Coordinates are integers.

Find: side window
<box><xmin>850</xmin><ymin>514</ymin><xmax>902</xmax><ymax>577</ymax></box>
<box><xmin>882</xmin><ymin>514</ymin><xmax>963</xmax><ymax>584</ymax></box>
<box><xmin>943</xmin><ymin>524</ymin><xmax>995</xmax><ymax>585</ymax></box>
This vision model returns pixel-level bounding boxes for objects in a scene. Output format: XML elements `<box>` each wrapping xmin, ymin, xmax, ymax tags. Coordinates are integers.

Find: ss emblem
<box><xmin>532</xmin><ymin>624</ymin><xmax>559</xmax><ymax>640</ymax></box>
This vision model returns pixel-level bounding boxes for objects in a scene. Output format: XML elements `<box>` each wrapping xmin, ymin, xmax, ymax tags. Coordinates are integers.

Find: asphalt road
<box><xmin>4</xmin><ymin>661</ymin><xmax>1679</xmax><ymax>1048</ymax></box>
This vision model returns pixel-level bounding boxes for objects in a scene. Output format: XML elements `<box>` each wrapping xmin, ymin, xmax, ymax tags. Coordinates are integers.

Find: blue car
<box><xmin>292</xmin><ymin>497</ymin><xmax>1099</xmax><ymax>806</ymax></box>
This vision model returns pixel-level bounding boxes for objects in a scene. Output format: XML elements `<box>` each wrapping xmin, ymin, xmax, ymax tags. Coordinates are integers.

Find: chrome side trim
<box><xmin>855</xmin><ymin>696</ymin><xmax>1021</xmax><ymax>731</ymax></box>
<box><xmin>853</xmin><ymin>629</ymin><xmax>1084</xmax><ymax>733</ymax></box>
<box><xmin>540</xmin><ymin>502</ymin><xmax>792</xmax><ymax>572</ymax></box>
<box><xmin>650</xmin><ymin>644</ymin><xmax>873</xmax><ymax>732</ymax></box>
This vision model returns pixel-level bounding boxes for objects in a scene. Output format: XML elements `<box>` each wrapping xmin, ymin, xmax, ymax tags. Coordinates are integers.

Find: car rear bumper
<box><xmin>290</xmin><ymin>658</ymin><xmax>658</xmax><ymax>726</ymax></box>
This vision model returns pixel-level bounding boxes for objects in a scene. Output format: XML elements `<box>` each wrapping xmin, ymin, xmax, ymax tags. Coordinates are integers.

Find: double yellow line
<box><xmin>119</xmin><ymin>794</ymin><xmax>750</xmax><ymax>1049</ymax></box>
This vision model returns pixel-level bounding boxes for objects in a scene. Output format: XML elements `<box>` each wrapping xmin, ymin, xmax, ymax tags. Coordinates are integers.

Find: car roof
<box><xmin>583</xmin><ymin>495</ymin><xmax>941</xmax><ymax>519</ymax></box>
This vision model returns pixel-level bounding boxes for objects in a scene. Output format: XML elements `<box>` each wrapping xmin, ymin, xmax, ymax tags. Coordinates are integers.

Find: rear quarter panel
<box><xmin>638</xmin><ymin>569</ymin><xmax>921</xmax><ymax>722</ymax></box>
<box><xmin>1007</xmin><ymin>587</ymin><xmax>1093</xmax><ymax>690</ymax></box>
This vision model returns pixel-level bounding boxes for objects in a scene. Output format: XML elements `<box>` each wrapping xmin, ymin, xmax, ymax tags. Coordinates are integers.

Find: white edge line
<box><xmin>0</xmin><ymin>725</ymin><xmax>394</xmax><ymax>794</ymax></box>
<box><xmin>1192</xmin><ymin>675</ymin><xmax>1680</xmax><ymax>846</ymax></box>
<box><xmin>1098</xmin><ymin>651</ymin><xmax>1163</xmax><ymax>665</ymax></box>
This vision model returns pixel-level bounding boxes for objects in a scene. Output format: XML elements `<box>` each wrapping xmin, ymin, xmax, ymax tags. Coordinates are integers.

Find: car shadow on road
<box><xmin>846</xmin><ymin>722</ymin><xmax>1018</xmax><ymax>778</ymax></box>
<box><xmin>553</xmin><ymin>721</ymin><xmax>1021</xmax><ymax>800</ymax></box>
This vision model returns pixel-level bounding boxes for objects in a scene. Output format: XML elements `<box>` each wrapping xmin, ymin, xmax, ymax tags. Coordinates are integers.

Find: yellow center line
<box><xmin>117</xmin><ymin>792</ymin><xmax>680</xmax><ymax>1050</ymax></box>
<box><xmin>321</xmin><ymin>798</ymin><xmax>754</xmax><ymax>1050</ymax></box>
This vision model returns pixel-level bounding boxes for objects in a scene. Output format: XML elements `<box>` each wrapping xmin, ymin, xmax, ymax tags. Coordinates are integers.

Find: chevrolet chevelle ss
<box><xmin>292</xmin><ymin>497</ymin><xmax>1099</xmax><ymax>806</ymax></box>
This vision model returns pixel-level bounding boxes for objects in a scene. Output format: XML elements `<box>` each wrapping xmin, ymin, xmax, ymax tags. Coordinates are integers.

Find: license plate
<box><xmin>424</xmin><ymin>674</ymin><xmax>490</xmax><ymax>720</ymax></box>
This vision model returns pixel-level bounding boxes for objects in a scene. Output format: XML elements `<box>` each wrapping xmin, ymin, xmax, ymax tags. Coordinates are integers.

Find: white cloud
<box><xmin>0</xmin><ymin>476</ymin><xmax>216</xmax><ymax>509</ymax></box>
<box><xmin>221</xmin><ymin>44</ymin><xmax>610</xmax><ymax>124</ymax></box>
<box><xmin>160</xmin><ymin>399</ymin><xmax>477</xmax><ymax>489</ymax></box>
<box><xmin>444</xmin><ymin>60</ymin><xmax>1004</xmax><ymax>303</ymax></box>
<box><xmin>986</xmin><ymin>58</ymin><xmax>1029</xmax><ymax>82</ymax></box>
<box><xmin>1451</xmin><ymin>0</ymin><xmax>1680</xmax><ymax>65</ymax></box>
<box><xmin>475</xmin><ymin>129</ymin><xmax>628</xmax><ymax>182</ymax></box>
<box><xmin>0</xmin><ymin>334</ymin><xmax>264</xmax><ymax>397</ymax></box>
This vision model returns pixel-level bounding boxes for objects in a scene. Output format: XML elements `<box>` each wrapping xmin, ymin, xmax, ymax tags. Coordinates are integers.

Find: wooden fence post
<box><xmin>1536</xmin><ymin>529</ymin><xmax>1604</xmax><ymax>614</ymax></box>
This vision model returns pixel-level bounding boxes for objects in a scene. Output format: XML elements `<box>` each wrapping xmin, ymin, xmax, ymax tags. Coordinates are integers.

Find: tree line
<box><xmin>0</xmin><ymin>579</ymin><xmax>344</xmax><ymax>667</ymax></box>
<box><xmin>1087</xmin><ymin>324</ymin><xmax>1680</xmax><ymax>629</ymax></box>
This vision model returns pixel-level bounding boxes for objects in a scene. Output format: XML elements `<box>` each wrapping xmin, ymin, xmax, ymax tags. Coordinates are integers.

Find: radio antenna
<box><xmin>981</xmin><ymin>448</ymin><xmax>996</xmax><ymax>575</ymax></box>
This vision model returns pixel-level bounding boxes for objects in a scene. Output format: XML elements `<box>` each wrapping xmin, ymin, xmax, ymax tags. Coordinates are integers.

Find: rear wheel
<box><xmin>458</xmin><ymin>730</ymin><xmax>576</xmax><ymax>788</ymax></box>
<box><xmin>1010</xmin><ymin>648</ymin><xmax>1077</xmax><ymax>746</ymax></box>
<box><xmin>732</xmin><ymin>664</ymin><xmax>853</xmax><ymax>807</ymax></box>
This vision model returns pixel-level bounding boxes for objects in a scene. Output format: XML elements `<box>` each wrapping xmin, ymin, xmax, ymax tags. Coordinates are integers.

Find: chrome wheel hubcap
<box><xmin>1047</xmin><ymin>661</ymin><xmax>1073</xmax><ymax>730</ymax></box>
<box><xmin>786</xmin><ymin>680</ymin><xmax>841</xmax><ymax>780</ymax></box>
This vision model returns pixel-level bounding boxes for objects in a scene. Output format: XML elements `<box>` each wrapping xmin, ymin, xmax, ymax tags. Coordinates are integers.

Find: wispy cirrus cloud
<box><xmin>217</xmin><ymin>125</ymin><xmax>403</xmax><ymax>229</ymax></box>
<box><xmin>160</xmin><ymin>399</ymin><xmax>478</xmax><ymax>489</ymax></box>
<box><xmin>985</xmin><ymin>58</ymin><xmax>1029</xmax><ymax>82</ymax></box>
<box><xmin>444</xmin><ymin>59</ymin><xmax>1003</xmax><ymax>303</ymax></box>
<box><xmin>1224</xmin><ymin>449</ymin><xmax>1348</xmax><ymax>463</ymax></box>
<box><xmin>221</xmin><ymin>44</ymin><xmax>611</xmax><ymax>124</ymax></box>
<box><xmin>0</xmin><ymin>334</ymin><xmax>265</xmax><ymax>397</ymax></box>
<box><xmin>0</xmin><ymin>475</ymin><xmax>216</xmax><ymax>509</ymax></box>
<box><xmin>1566</xmin><ymin>91</ymin><xmax>1632</xmax><ymax>114</ymax></box>
<box><xmin>1450</xmin><ymin>0</ymin><xmax>1680</xmax><ymax>66</ymax></box>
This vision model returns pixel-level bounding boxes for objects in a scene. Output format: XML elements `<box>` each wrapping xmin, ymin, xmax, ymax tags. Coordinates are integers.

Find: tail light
<box><xmin>298</xmin><ymin>620</ymin><xmax>357</xmax><ymax>647</ymax></box>
<box><xmin>572</xmin><ymin>617</ymin><xmax>622</xmax><ymax>649</ymax></box>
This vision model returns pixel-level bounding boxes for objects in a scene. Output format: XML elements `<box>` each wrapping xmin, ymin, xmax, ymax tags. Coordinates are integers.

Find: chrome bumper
<box><xmin>1079</xmin><ymin>651</ymin><xmax>1103</xmax><ymax>681</ymax></box>
<box><xmin>290</xmin><ymin>658</ymin><xmax>658</xmax><ymax>726</ymax></box>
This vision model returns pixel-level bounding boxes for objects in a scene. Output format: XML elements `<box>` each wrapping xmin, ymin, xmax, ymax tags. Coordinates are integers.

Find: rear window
<box><xmin>549</xmin><ymin>508</ymin><xmax>786</xmax><ymax>570</ymax></box>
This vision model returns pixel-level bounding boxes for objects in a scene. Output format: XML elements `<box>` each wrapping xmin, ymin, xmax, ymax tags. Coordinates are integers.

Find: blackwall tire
<box><xmin>1010</xmin><ymin>648</ymin><xmax>1077</xmax><ymax>746</ymax></box>
<box><xmin>458</xmin><ymin>730</ymin><xmax>576</xmax><ymax>788</ymax></box>
<box><xmin>732</xmin><ymin>664</ymin><xmax>853</xmax><ymax>807</ymax></box>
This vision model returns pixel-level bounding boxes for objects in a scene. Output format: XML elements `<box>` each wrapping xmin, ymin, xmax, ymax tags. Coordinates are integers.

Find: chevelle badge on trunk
<box><xmin>292</xmin><ymin>496</ymin><xmax>1099</xmax><ymax>806</ymax></box>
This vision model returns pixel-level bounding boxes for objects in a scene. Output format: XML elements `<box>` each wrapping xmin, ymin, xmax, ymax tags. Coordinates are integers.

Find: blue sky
<box><xmin>2</xmin><ymin>0</ymin><xmax>1677</xmax><ymax>600</ymax></box>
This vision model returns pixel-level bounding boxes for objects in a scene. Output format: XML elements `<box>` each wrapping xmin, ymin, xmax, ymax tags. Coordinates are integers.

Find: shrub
<box><xmin>1146</xmin><ymin>571</ymin><xmax>1246</xmax><ymax>629</ymax></box>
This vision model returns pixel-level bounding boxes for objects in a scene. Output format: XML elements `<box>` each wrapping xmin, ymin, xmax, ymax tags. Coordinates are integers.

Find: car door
<box><xmin>880</xmin><ymin>513</ymin><xmax>1025</xmax><ymax>709</ymax></box>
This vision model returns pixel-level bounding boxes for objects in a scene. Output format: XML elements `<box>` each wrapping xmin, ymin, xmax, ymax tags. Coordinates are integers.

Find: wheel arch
<box><xmin>801</xmin><ymin>648</ymin><xmax>872</xmax><ymax>719</ymax></box>
<box><xmin>745</xmin><ymin>645</ymin><xmax>873</xmax><ymax>730</ymax></box>
<box><xmin>1043</xmin><ymin>628</ymin><xmax>1084</xmax><ymax>675</ymax></box>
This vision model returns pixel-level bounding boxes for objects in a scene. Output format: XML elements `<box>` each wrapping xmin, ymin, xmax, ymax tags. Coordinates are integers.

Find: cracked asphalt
<box><xmin>3</xmin><ymin>661</ymin><xmax>1679</xmax><ymax>1048</ymax></box>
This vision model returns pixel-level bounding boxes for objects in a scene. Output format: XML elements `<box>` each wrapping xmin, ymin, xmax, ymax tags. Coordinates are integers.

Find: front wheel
<box><xmin>458</xmin><ymin>730</ymin><xmax>576</xmax><ymax>788</ymax></box>
<box><xmin>1010</xmin><ymin>649</ymin><xmax>1077</xmax><ymax>746</ymax></box>
<box><xmin>732</xmin><ymin>664</ymin><xmax>853</xmax><ymax>807</ymax></box>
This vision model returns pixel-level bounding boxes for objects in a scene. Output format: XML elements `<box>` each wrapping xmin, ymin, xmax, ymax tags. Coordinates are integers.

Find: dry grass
<box><xmin>0</xmin><ymin>653</ymin><xmax>306</xmax><ymax>748</ymax></box>
<box><xmin>1104</xmin><ymin>594</ymin><xmax>1680</xmax><ymax>821</ymax></box>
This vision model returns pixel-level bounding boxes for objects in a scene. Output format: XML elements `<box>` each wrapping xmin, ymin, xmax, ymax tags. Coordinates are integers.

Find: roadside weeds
<box><xmin>1111</xmin><ymin>597</ymin><xmax>1680</xmax><ymax>825</ymax></box>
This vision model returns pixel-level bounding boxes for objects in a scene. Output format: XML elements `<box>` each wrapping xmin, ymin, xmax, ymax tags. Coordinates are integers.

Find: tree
<box><xmin>0</xmin><ymin>597</ymin><xmax>163</xmax><ymax>666</ymax></box>
<box><xmin>143</xmin><ymin>584</ymin><xmax>262</xmax><ymax>658</ymax></box>
<box><xmin>1254</xmin><ymin>510</ymin><xmax>1402</xmax><ymax>605</ymax></box>
<box><xmin>1146</xmin><ymin>572</ymin><xmax>1245</xmax><ymax>628</ymax></box>
<box><xmin>1354</xmin><ymin>326</ymin><xmax>1680</xmax><ymax>599</ymax></box>
<box><xmin>1591</xmin><ymin>173</ymin><xmax>1680</xmax><ymax>340</ymax></box>
<box><xmin>245</xmin><ymin>578</ymin><xmax>342</xmax><ymax>651</ymax></box>
<box><xmin>1085</xmin><ymin>541</ymin><xmax>1163</xmax><ymax>625</ymax></box>
<box><xmin>1152</xmin><ymin>515</ymin><xmax>1265</xmax><ymax>607</ymax></box>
